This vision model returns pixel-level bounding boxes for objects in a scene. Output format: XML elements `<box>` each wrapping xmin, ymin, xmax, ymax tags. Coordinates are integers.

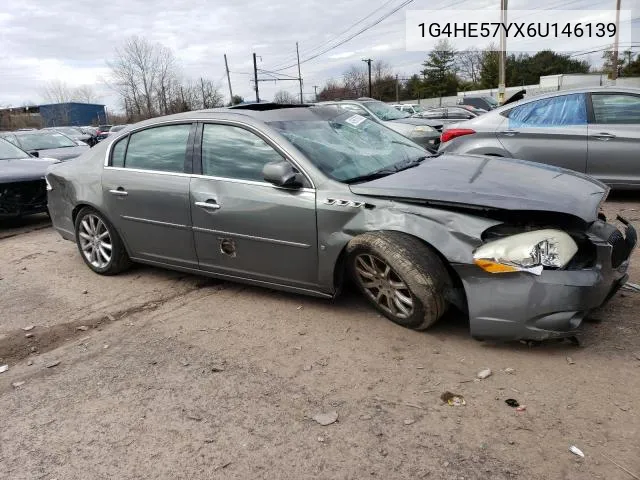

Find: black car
<box><xmin>458</xmin><ymin>95</ymin><xmax>499</xmax><ymax>110</ymax></box>
<box><xmin>0</xmin><ymin>138</ymin><xmax>59</xmax><ymax>218</ymax></box>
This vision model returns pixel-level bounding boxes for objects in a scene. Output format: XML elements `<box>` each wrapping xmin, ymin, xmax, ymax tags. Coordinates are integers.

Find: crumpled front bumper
<box><xmin>454</xmin><ymin>219</ymin><xmax>637</xmax><ymax>341</ymax></box>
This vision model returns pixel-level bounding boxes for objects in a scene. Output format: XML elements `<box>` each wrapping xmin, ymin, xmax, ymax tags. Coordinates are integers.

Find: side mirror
<box><xmin>28</xmin><ymin>150</ymin><xmax>39</xmax><ymax>157</ymax></box>
<box><xmin>262</xmin><ymin>161</ymin><xmax>302</xmax><ymax>188</ymax></box>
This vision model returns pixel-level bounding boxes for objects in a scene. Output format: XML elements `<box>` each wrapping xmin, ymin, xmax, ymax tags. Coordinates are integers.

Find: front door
<box><xmin>190</xmin><ymin>122</ymin><xmax>319</xmax><ymax>289</ymax></box>
<box><xmin>497</xmin><ymin>93</ymin><xmax>588</xmax><ymax>172</ymax></box>
<box><xmin>102</xmin><ymin>123</ymin><xmax>198</xmax><ymax>268</ymax></box>
<box><xmin>587</xmin><ymin>92</ymin><xmax>640</xmax><ymax>187</ymax></box>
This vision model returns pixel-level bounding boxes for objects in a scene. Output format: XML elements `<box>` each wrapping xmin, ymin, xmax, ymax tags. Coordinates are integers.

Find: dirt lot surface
<box><xmin>1</xmin><ymin>199</ymin><xmax>639</xmax><ymax>480</ymax></box>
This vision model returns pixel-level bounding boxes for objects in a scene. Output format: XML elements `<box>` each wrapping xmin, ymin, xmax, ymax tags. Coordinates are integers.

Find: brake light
<box><xmin>441</xmin><ymin>128</ymin><xmax>475</xmax><ymax>143</ymax></box>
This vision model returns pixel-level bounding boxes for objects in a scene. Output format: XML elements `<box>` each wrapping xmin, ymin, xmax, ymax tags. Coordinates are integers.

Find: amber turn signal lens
<box><xmin>473</xmin><ymin>259</ymin><xmax>518</xmax><ymax>273</ymax></box>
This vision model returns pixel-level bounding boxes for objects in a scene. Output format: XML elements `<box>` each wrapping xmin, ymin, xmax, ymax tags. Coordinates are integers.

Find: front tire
<box><xmin>346</xmin><ymin>231</ymin><xmax>451</xmax><ymax>330</ymax></box>
<box><xmin>74</xmin><ymin>207</ymin><xmax>131</xmax><ymax>275</ymax></box>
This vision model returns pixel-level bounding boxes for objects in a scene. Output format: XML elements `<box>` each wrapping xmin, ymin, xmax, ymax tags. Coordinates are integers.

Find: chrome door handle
<box><xmin>594</xmin><ymin>132</ymin><xmax>616</xmax><ymax>141</ymax></box>
<box><xmin>500</xmin><ymin>130</ymin><xmax>519</xmax><ymax>136</ymax></box>
<box><xmin>195</xmin><ymin>201</ymin><xmax>221</xmax><ymax>210</ymax></box>
<box><xmin>109</xmin><ymin>189</ymin><xmax>128</xmax><ymax>196</ymax></box>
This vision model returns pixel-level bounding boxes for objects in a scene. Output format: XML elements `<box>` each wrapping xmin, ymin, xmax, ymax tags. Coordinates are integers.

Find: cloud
<box><xmin>0</xmin><ymin>0</ymin><xmax>632</xmax><ymax>109</ymax></box>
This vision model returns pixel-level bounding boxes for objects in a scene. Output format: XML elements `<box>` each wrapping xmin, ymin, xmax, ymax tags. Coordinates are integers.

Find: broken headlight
<box><xmin>473</xmin><ymin>229</ymin><xmax>578</xmax><ymax>275</ymax></box>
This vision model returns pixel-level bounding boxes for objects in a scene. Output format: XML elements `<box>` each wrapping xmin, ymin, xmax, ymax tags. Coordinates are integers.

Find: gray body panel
<box><xmin>32</xmin><ymin>145</ymin><xmax>89</xmax><ymax>161</ymax></box>
<box><xmin>1</xmin><ymin>158</ymin><xmax>59</xmax><ymax>183</ymax></box>
<box><xmin>587</xmin><ymin>123</ymin><xmax>640</xmax><ymax>187</ymax></box>
<box><xmin>350</xmin><ymin>154</ymin><xmax>607</xmax><ymax>223</ymax></box>
<box><xmin>46</xmin><ymin>106</ymin><xmax>634</xmax><ymax>341</ymax></box>
<box><xmin>190</xmin><ymin>176</ymin><xmax>319</xmax><ymax>288</ymax></box>
<box><xmin>102</xmin><ymin>168</ymin><xmax>198</xmax><ymax>268</ymax></box>
<box><xmin>440</xmin><ymin>87</ymin><xmax>640</xmax><ymax>189</ymax></box>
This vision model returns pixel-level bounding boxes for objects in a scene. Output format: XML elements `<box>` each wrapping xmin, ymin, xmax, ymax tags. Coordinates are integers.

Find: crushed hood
<box><xmin>349</xmin><ymin>154</ymin><xmax>608</xmax><ymax>223</ymax></box>
<box><xmin>0</xmin><ymin>158</ymin><xmax>60</xmax><ymax>183</ymax></box>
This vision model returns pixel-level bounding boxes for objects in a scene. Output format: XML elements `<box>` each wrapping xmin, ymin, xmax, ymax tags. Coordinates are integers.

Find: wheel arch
<box><xmin>72</xmin><ymin>203</ymin><xmax>133</xmax><ymax>256</ymax></box>
<box><xmin>333</xmin><ymin>229</ymin><xmax>469</xmax><ymax>312</ymax></box>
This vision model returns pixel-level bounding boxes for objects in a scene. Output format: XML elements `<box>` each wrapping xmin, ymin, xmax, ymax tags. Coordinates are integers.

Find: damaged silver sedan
<box><xmin>46</xmin><ymin>104</ymin><xmax>636</xmax><ymax>341</ymax></box>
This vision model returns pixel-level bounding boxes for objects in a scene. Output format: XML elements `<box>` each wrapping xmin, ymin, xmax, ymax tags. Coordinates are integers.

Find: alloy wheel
<box><xmin>354</xmin><ymin>254</ymin><xmax>414</xmax><ymax>318</ymax></box>
<box><xmin>78</xmin><ymin>214</ymin><xmax>112</xmax><ymax>269</ymax></box>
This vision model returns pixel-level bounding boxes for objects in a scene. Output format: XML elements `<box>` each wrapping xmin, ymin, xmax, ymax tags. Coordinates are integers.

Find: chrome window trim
<box><xmin>104</xmin><ymin>118</ymin><xmax>199</xmax><ymax>166</ymax></box>
<box><xmin>103</xmin><ymin>166</ymin><xmax>315</xmax><ymax>193</ymax></box>
<box><xmin>103</xmin><ymin>117</ymin><xmax>316</xmax><ymax>189</ymax></box>
<box><xmin>199</xmin><ymin>120</ymin><xmax>315</xmax><ymax>189</ymax></box>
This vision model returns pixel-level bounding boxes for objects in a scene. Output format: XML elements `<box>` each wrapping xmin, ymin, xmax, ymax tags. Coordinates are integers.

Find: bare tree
<box><xmin>108</xmin><ymin>36</ymin><xmax>177</xmax><ymax>119</ymax></box>
<box><xmin>272</xmin><ymin>90</ymin><xmax>298</xmax><ymax>104</ymax></box>
<box><xmin>40</xmin><ymin>80</ymin><xmax>74</xmax><ymax>104</ymax></box>
<box><xmin>457</xmin><ymin>48</ymin><xmax>483</xmax><ymax>84</ymax></box>
<box><xmin>198</xmin><ymin>78</ymin><xmax>224</xmax><ymax>109</ymax></box>
<box><xmin>73</xmin><ymin>85</ymin><xmax>100</xmax><ymax>104</ymax></box>
<box><xmin>343</xmin><ymin>65</ymin><xmax>367</xmax><ymax>98</ymax></box>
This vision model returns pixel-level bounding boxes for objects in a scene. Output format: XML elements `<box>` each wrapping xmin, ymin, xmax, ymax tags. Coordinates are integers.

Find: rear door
<box><xmin>497</xmin><ymin>93</ymin><xmax>588</xmax><ymax>172</ymax></box>
<box><xmin>102</xmin><ymin>122</ymin><xmax>198</xmax><ymax>268</ymax></box>
<box><xmin>587</xmin><ymin>92</ymin><xmax>640</xmax><ymax>187</ymax></box>
<box><xmin>190</xmin><ymin>122</ymin><xmax>319</xmax><ymax>289</ymax></box>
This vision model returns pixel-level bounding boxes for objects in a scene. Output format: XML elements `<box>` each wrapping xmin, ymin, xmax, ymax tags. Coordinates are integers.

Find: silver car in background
<box><xmin>318</xmin><ymin>98</ymin><xmax>443</xmax><ymax>149</ymax></box>
<box><xmin>0</xmin><ymin>130</ymin><xmax>90</xmax><ymax>161</ymax></box>
<box><xmin>46</xmin><ymin>104</ymin><xmax>636</xmax><ymax>341</ymax></box>
<box><xmin>440</xmin><ymin>87</ymin><xmax>640</xmax><ymax>189</ymax></box>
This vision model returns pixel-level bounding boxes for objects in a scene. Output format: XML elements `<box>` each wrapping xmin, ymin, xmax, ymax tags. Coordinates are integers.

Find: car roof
<box><xmin>126</xmin><ymin>104</ymin><xmax>346</xmax><ymax>129</ymax></box>
<box><xmin>491</xmin><ymin>86</ymin><xmax>640</xmax><ymax>112</ymax></box>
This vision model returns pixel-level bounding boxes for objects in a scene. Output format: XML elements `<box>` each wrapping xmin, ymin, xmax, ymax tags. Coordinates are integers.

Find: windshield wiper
<box><xmin>345</xmin><ymin>156</ymin><xmax>430</xmax><ymax>184</ymax></box>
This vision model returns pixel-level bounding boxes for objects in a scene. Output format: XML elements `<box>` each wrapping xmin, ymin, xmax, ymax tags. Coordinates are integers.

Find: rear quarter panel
<box><xmin>46</xmin><ymin>141</ymin><xmax>107</xmax><ymax>238</ymax></box>
<box><xmin>439</xmin><ymin>114</ymin><xmax>510</xmax><ymax>156</ymax></box>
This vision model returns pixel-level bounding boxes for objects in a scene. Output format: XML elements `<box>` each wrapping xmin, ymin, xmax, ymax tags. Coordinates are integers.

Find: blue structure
<box><xmin>39</xmin><ymin>102</ymin><xmax>107</xmax><ymax>127</ymax></box>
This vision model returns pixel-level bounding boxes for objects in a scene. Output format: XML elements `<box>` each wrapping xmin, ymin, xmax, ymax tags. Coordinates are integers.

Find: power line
<box><xmin>568</xmin><ymin>44</ymin><xmax>639</xmax><ymax>57</ymax></box>
<box><xmin>268</xmin><ymin>0</ymin><xmax>401</xmax><ymax>70</ymax></box>
<box><xmin>266</xmin><ymin>0</ymin><xmax>416</xmax><ymax>72</ymax></box>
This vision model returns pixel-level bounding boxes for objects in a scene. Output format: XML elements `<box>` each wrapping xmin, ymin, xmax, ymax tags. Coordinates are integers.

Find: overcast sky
<box><xmin>0</xmin><ymin>0</ymin><xmax>637</xmax><ymax>112</ymax></box>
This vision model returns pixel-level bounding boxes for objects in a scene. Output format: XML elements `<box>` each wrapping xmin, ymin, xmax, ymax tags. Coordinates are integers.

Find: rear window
<box><xmin>591</xmin><ymin>94</ymin><xmax>640</xmax><ymax>124</ymax></box>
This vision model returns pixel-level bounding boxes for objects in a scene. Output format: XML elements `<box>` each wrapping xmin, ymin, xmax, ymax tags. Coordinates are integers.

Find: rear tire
<box><xmin>346</xmin><ymin>231</ymin><xmax>451</xmax><ymax>330</ymax></box>
<box><xmin>74</xmin><ymin>207</ymin><xmax>131</xmax><ymax>275</ymax></box>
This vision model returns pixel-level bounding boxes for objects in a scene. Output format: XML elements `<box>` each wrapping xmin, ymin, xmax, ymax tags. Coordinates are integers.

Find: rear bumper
<box><xmin>454</xmin><ymin>220</ymin><xmax>636</xmax><ymax>341</ymax></box>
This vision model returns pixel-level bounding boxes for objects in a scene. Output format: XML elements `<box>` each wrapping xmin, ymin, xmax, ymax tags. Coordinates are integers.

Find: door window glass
<box><xmin>592</xmin><ymin>94</ymin><xmax>640</xmax><ymax>124</ymax></box>
<box><xmin>508</xmin><ymin>94</ymin><xmax>587</xmax><ymax>127</ymax></box>
<box><xmin>111</xmin><ymin>136</ymin><xmax>128</xmax><ymax>167</ymax></box>
<box><xmin>201</xmin><ymin>124</ymin><xmax>284</xmax><ymax>182</ymax></box>
<box><xmin>124</xmin><ymin>124</ymin><xmax>190</xmax><ymax>172</ymax></box>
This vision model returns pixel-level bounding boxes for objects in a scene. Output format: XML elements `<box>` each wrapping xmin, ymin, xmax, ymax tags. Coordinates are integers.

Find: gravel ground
<box><xmin>1</xmin><ymin>198</ymin><xmax>639</xmax><ymax>480</ymax></box>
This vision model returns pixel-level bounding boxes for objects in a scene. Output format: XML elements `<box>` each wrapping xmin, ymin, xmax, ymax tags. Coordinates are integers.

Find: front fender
<box><xmin>316</xmin><ymin>200</ymin><xmax>500</xmax><ymax>289</ymax></box>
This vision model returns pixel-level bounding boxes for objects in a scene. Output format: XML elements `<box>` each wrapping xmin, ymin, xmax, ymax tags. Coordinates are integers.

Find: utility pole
<box><xmin>253</xmin><ymin>53</ymin><xmax>260</xmax><ymax>102</ymax></box>
<box><xmin>224</xmin><ymin>54</ymin><xmax>234</xmax><ymax>104</ymax></box>
<box><xmin>498</xmin><ymin>0</ymin><xmax>508</xmax><ymax>104</ymax></box>
<box><xmin>313</xmin><ymin>85</ymin><xmax>319</xmax><ymax>101</ymax></box>
<box><xmin>395</xmin><ymin>74</ymin><xmax>399</xmax><ymax>103</ymax></box>
<box><xmin>611</xmin><ymin>0</ymin><xmax>622</xmax><ymax>80</ymax></box>
<box><xmin>362</xmin><ymin>58</ymin><xmax>373</xmax><ymax>97</ymax></box>
<box><xmin>296</xmin><ymin>42</ymin><xmax>304</xmax><ymax>104</ymax></box>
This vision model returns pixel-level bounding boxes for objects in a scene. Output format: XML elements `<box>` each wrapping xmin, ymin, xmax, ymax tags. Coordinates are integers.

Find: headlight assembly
<box><xmin>473</xmin><ymin>229</ymin><xmax>578</xmax><ymax>275</ymax></box>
